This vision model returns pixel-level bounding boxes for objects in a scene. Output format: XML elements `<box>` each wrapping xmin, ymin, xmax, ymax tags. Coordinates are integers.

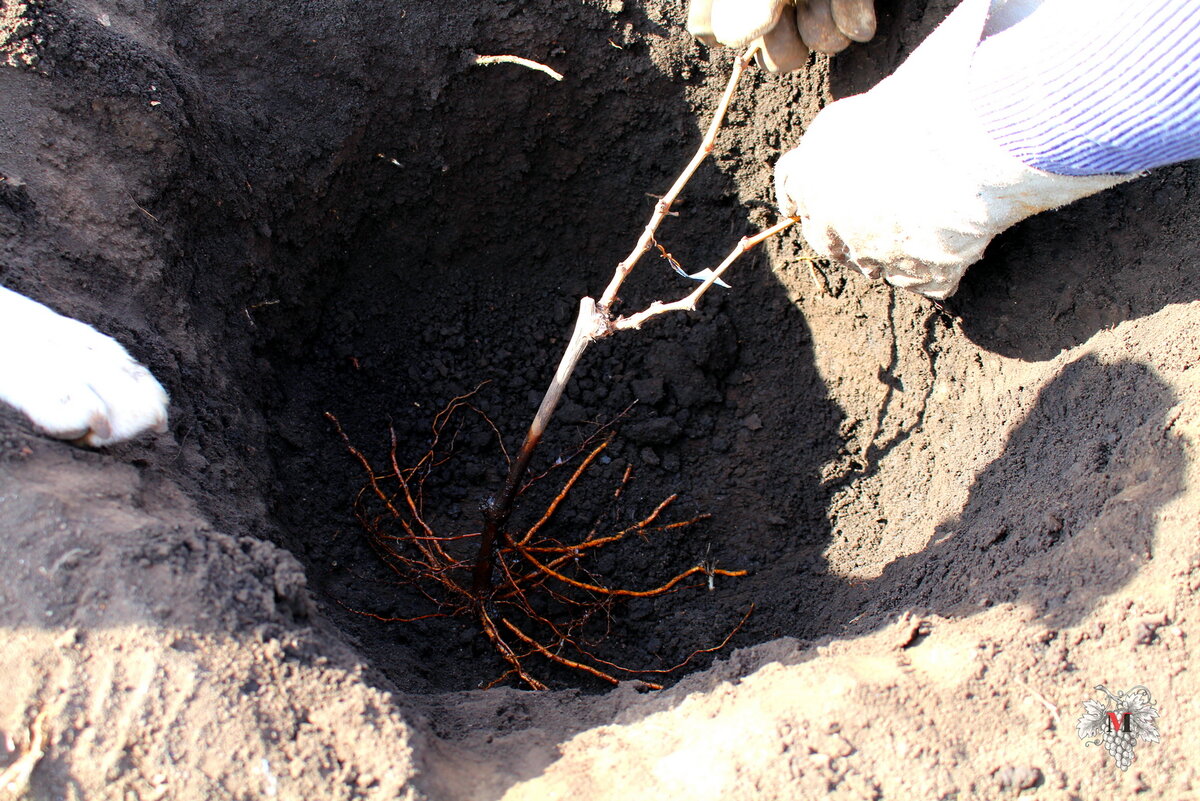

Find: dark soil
<box><xmin>3</xmin><ymin>0</ymin><xmax>1199</xmax><ymax>798</ymax></box>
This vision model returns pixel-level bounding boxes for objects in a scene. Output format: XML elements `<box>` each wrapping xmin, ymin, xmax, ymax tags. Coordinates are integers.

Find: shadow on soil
<box><xmin>841</xmin><ymin>355</ymin><xmax>1183</xmax><ymax>629</ymax></box>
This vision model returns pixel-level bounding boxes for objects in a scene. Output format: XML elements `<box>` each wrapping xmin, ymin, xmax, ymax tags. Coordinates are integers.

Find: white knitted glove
<box><xmin>775</xmin><ymin>0</ymin><xmax>1133</xmax><ymax>299</ymax></box>
<box><xmin>0</xmin><ymin>286</ymin><xmax>168</xmax><ymax>446</ymax></box>
<box><xmin>688</xmin><ymin>0</ymin><xmax>876</xmax><ymax>72</ymax></box>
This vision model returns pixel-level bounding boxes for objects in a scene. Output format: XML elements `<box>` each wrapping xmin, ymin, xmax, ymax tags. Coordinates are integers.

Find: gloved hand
<box><xmin>774</xmin><ymin>0</ymin><xmax>1132</xmax><ymax>299</ymax></box>
<box><xmin>688</xmin><ymin>0</ymin><xmax>877</xmax><ymax>72</ymax></box>
<box><xmin>0</xmin><ymin>286</ymin><xmax>169</xmax><ymax>447</ymax></box>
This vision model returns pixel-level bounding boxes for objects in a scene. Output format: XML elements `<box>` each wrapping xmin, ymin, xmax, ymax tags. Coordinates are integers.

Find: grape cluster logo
<box><xmin>1076</xmin><ymin>685</ymin><xmax>1161</xmax><ymax>772</ymax></box>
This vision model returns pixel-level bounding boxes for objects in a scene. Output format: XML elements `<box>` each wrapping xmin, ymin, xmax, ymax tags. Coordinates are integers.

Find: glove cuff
<box><xmin>970</xmin><ymin>0</ymin><xmax>1200</xmax><ymax>177</ymax></box>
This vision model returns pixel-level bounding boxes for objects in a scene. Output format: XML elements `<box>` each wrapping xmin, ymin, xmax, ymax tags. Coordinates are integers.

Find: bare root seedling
<box><xmin>335</xmin><ymin>47</ymin><xmax>794</xmax><ymax>689</ymax></box>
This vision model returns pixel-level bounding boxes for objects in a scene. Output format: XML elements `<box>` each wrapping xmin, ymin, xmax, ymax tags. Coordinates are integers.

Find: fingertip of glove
<box><xmin>796</xmin><ymin>0</ymin><xmax>852</xmax><ymax>54</ymax></box>
<box><xmin>773</xmin><ymin>166</ymin><xmax>802</xmax><ymax>219</ymax></box>
<box><xmin>753</xmin><ymin>15</ymin><xmax>809</xmax><ymax>73</ymax></box>
<box><xmin>775</xmin><ymin>190</ymin><xmax>800</xmax><ymax>219</ymax></box>
<box><xmin>711</xmin><ymin>0</ymin><xmax>788</xmax><ymax>48</ymax></box>
<box><xmin>831</xmin><ymin>0</ymin><xmax>876</xmax><ymax>43</ymax></box>
<box><xmin>686</xmin><ymin>1</ymin><xmax>720</xmax><ymax>45</ymax></box>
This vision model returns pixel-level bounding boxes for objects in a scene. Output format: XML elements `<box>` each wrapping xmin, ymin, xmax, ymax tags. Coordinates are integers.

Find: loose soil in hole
<box><xmin>2</xmin><ymin>1</ymin><xmax>1199</xmax><ymax>799</ymax></box>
